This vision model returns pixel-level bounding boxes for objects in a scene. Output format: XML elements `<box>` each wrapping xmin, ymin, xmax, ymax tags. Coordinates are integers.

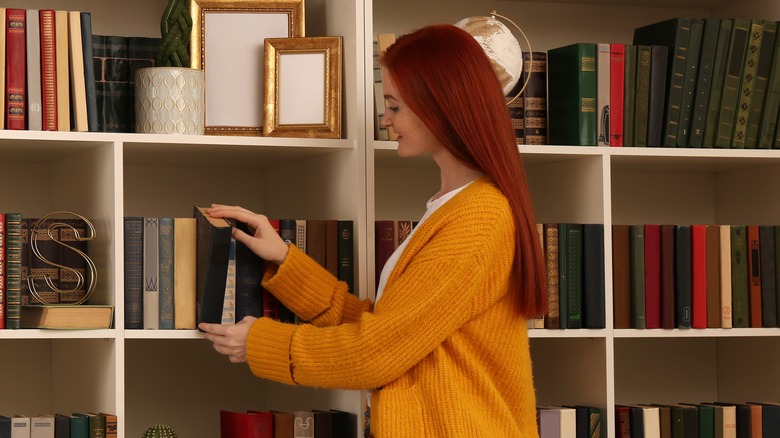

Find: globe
<box><xmin>454</xmin><ymin>15</ymin><xmax>524</xmax><ymax>96</ymax></box>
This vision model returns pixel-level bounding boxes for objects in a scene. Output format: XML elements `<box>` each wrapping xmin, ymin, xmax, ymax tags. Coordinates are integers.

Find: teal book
<box><xmin>731</xmin><ymin>225</ymin><xmax>749</xmax><ymax>327</ymax></box>
<box><xmin>158</xmin><ymin>217</ymin><xmax>175</xmax><ymax>330</ymax></box>
<box><xmin>703</xmin><ymin>18</ymin><xmax>734</xmax><ymax>147</ymax></box>
<box><xmin>689</xmin><ymin>18</ymin><xmax>721</xmax><ymax>147</ymax></box>
<box><xmin>714</xmin><ymin>18</ymin><xmax>751</xmax><ymax>148</ymax></box>
<box><xmin>633</xmin><ymin>17</ymin><xmax>693</xmax><ymax>147</ymax></box>
<box><xmin>747</xmin><ymin>21</ymin><xmax>778</xmax><ymax>148</ymax></box>
<box><xmin>547</xmin><ymin>43</ymin><xmax>598</xmax><ymax>146</ymax></box>
<box><xmin>732</xmin><ymin>20</ymin><xmax>766</xmax><ymax>148</ymax></box>
<box><xmin>69</xmin><ymin>414</ymin><xmax>89</xmax><ymax>438</ymax></box>
<box><xmin>629</xmin><ymin>224</ymin><xmax>646</xmax><ymax>329</ymax></box>
<box><xmin>677</xmin><ymin>18</ymin><xmax>704</xmax><ymax>147</ymax></box>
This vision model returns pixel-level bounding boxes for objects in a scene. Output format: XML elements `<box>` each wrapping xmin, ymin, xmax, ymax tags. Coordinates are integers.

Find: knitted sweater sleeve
<box><xmin>245</xmin><ymin>184</ymin><xmax>515</xmax><ymax>390</ymax></box>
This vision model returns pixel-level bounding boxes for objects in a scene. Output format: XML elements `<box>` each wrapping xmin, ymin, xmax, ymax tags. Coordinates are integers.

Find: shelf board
<box><xmin>0</xmin><ymin>329</ymin><xmax>116</xmax><ymax>339</ymax></box>
<box><xmin>124</xmin><ymin>329</ymin><xmax>205</xmax><ymax>340</ymax></box>
<box><xmin>614</xmin><ymin>328</ymin><xmax>780</xmax><ymax>338</ymax></box>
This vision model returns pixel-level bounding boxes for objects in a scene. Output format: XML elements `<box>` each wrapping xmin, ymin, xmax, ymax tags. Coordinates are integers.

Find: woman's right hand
<box><xmin>205</xmin><ymin>204</ymin><xmax>290</xmax><ymax>265</ymax></box>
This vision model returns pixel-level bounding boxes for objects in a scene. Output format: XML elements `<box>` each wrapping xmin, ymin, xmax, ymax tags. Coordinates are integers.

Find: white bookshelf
<box><xmin>1</xmin><ymin>0</ymin><xmax>779</xmax><ymax>437</ymax></box>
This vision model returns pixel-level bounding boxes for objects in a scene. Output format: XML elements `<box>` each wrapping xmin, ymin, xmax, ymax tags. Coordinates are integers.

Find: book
<box><xmin>26</xmin><ymin>9</ymin><xmax>43</xmax><ymax>131</ymax></box>
<box><xmin>376</xmin><ymin>33</ymin><xmax>397</xmax><ymax>141</ymax></box>
<box><xmin>307</xmin><ymin>219</ymin><xmax>329</xmax><ymax>271</ymax></box>
<box><xmin>613</xmin><ymin>224</ymin><xmax>631</xmax><ymax>329</ymax></box>
<box><xmin>0</xmin><ymin>8</ymin><xmax>5</xmax><ymax>130</ymax></box>
<box><xmin>98</xmin><ymin>413</ymin><xmax>116</xmax><ymax>438</ymax></box>
<box><xmin>747</xmin><ymin>224</ymin><xmax>762</xmax><ymax>327</ymax></box>
<box><xmin>293</xmin><ymin>411</ymin><xmax>314</xmax><ymax>438</ymax></box>
<box><xmin>0</xmin><ymin>213</ymin><xmax>5</xmax><ymax>328</ymax></box>
<box><xmin>691</xmin><ymin>224</ymin><xmax>708</xmax><ymax>328</ymax></box>
<box><xmin>547</xmin><ymin>43</ymin><xmax>598</xmax><ymax>146</ymax></box>
<box><xmin>194</xmin><ymin>205</ymin><xmax>232</xmax><ymax>327</ymax></box>
<box><xmin>759</xmin><ymin>19</ymin><xmax>780</xmax><ymax>148</ymax></box>
<box><xmin>644</xmin><ymin>224</ymin><xmax>662</xmax><ymax>329</ymax></box>
<box><xmin>5</xmin><ymin>9</ymin><xmax>26</xmax><ymax>130</ymax></box>
<box><xmin>544</xmin><ymin>223</ymin><xmax>561</xmax><ymax>329</ymax></box>
<box><xmin>158</xmin><ymin>217</ymin><xmax>175</xmax><ymax>329</ymax></box>
<box><xmin>143</xmin><ymin>217</ymin><xmax>160</xmax><ymax>329</ymax></box>
<box><xmin>173</xmin><ymin>217</ymin><xmax>197</xmax><ymax>329</ymax></box>
<box><xmin>80</xmin><ymin>12</ymin><xmax>98</xmax><ymax>132</ymax></box>
<box><xmin>633</xmin><ymin>17</ymin><xmax>693</xmax><ymax>147</ymax></box>
<box><xmin>689</xmin><ymin>18</ymin><xmax>721</xmax><ymax>147</ymax></box>
<box><xmin>326</xmin><ymin>220</ymin><xmax>339</xmax><ymax>277</ymax></box>
<box><xmin>30</xmin><ymin>415</ymin><xmax>54</xmax><ymax>438</ymax></box>
<box><xmin>704</xmin><ymin>18</ymin><xmax>735</xmax><ymax>147</ymax></box>
<box><xmin>647</xmin><ymin>45</ymin><xmax>669</xmax><ymax>147</ymax></box>
<box><xmin>221</xmin><ymin>237</ymin><xmax>237</xmax><ymax>324</ymax></box>
<box><xmin>5</xmin><ymin>213</ymin><xmax>23</xmax><ymax>329</ymax></box>
<box><xmin>337</xmin><ymin>220</ymin><xmax>355</xmax><ymax>294</ymax></box>
<box><xmin>677</xmin><ymin>18</ymin><xmax>704</xmax><ymax>147</ymax></box>
<box><xmin>68</xmin><ymin>414</ymin><xmax>87</xmax><ymax>438</ymax></box>
<box><xmin>597</xmin><ymin>43</ymin><xmax>611</xmax><ymax>146</ymax></box>
<box><xmin>660</xmin><ymin>224</ymin><xmax>677</xmax><ymax>329</ymax></box>
<box><xmin>92</xmin><ymin>35</ymin><xmax>130</xmax><ymax>132</ymax></box>
<box><xmin>731</xmin><ymin>225</ymin><xmax>750</xmax><ymax>327</ymax></box>
<box><xmin>522</xmin><ymin>51</ymin><xmax>548</xmax><ymax>145</ymax></box>
<box><xmin>557</xmin><ymin>223</ymin><xmax>570</xmax><ymax>329</ymax></box>
<box><xmin>68</xmin><ymin>11</ymin><xmax>88</xmax><ymax>132</ymax></box>
<box><xmin>746</xmin><ymin>21</ymin><xmax>777</xmax><ymax>148</ymax></box>
<box><xmin>732</xmin><ymin>20</ymin><xmax>766</xmax><ymax>148</ymax></box>
<box><xmin>634</xmin><ymin>45</ymin><xmax>652</xmax><ymax>147</ymax></box>
<box><xmin>720</xmin><ymin>225</ymin><xmax>733</xmax><ymax>328</ymax></box>
<box><xmin>39</xmin><ymin>9</ymin><xmax>58</xmax><ymax>131</ymax></box>
<box><xmin>616</xmin><ymin>405</ymin><xmax>632</xmax><ymax>438</ymax></box>
<box><xmin>629</xmin><ymin>405</ymin><xmax>644</xmax><ymax>438</ymax></box>
<box><xmin>705</xmin><ymin>224</ymin><xmax>722</xmax><ymax>328</ymax></box>
<box><xmin>630</xmin><ymin>224</ymin><xmax>646</xmax><ymax>329</ymax></box>
<box><xmin>54</xmin><ymin>10</ymin><xmax>70</xmax><ymax>131</ymax></box>
<box><xmin>219</xmin><ymin>410</ymin><xmax>273</xmax><ymax>438</ymax></box>
<box><xmin>20</xmin><ymin>304</ymin><xmax>113</xmax><ymax>329</ymax></box>
<box><xmin>11</xmin><ymin>416</ymin><xmax>30</xmax><ymax>438</ymax></box>
<box><xmin>562</xmin><ymin>223</ymin><xmax>583</xmax><ymax>329</ymax></box>
<box><xmin>759</xmin><ymin>225</ymin><xmax>777</xmax><ymax>327</ymax></box>
<box><xmin>235</xmin><ymin>221</ymin><xmax>263</xmax><ymax>323</ymax></box>
<box><xmin>77</xmin><ymin>413</ymin><xmax>105</xmax><ymax>438</ymax></box>
<box><xmin>582</xmin><ymin>223</ymin><xmax>605</xmax><ymax>328</ymax></box>
<box><xmin>715</xmin><ymin>18</ymin><xmax>751</xmax><ymax>148</ymax></box>
<box><xmin>313</xmin><ymin>410</ymin><xmax>333</xmax><ymax>438</ymax></box>
<box><xmin>124</xmin><ymin>217</ymin><xmax>144</xmax><ymax>329</ymax></box>
<box><xmin>610</xmin><ymin>43</ymin><xmax>626</xmax><ymax>146</ymax></box>
<box><xmin>675</xmin><ymin>225</ymin><xmax>693</xmax><ymax>329</ymax></box>
<box><xmin>623</xmin><ymin>45</ymin><xmax>637</xmax><ymax>146</ymax></box>
<box><xmin>272</xmin><ymin>411</ymin><xmax>293</xmax><ymax>438</ymax></box>
<box><xmin>53</xmin><ymin>414</ymin><xmax>69</xmax><ymax>438</ymax></box>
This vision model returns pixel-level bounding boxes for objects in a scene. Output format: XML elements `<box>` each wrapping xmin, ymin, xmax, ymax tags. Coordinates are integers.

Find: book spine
<box><xmin>522</xmin><ymin>51</ymin><xmax>547</xmax><ymax>145</ymax></box>
<box><xmin>759</xmin><ymin>225</ymin><xmax>777</xmax><ymax>327</ymax></box>
<box><xmin>597</xmin><ymin>43</ymin><xmax>611</xmax><ymax>146</ymax></box>
<box><xmin>558</xmin><ymin>223</ymin><xmax>569</xmax><ymax>329</ymax></box>
<box><xmin>622</xmin><ymin>45</ymin><xmax>637</xmax><ymax>147</ymax></box>
<box><xmin>143</xmin><ymin>217</ymin><xmax>159</xmax><ymax>329</ymax></box>
<box><xmin>630</xmin><ymin>224</ymin><xmax>646</xmax><ymax>328</ymax></box>
<box><xmin>691</xmin><ymin>224</ymin><xmax>708</xmax><ymax>328</ymax></box>
<box><xmin>746</xmin><ymin>21</ymin><xmax>777</xmax><ymax>148</ymax></box>
<box><xmin>92</xmin><ymin>34</ymin><xmax>130</xmax><ymax>132</ymax></box>
<box><xmin>54</xmin><ymin>10</ymin><xmax>70</xmax><ymax>131</ymax></box>
<box><xmin>5</xmin><ymin>9</ymin><xmax>26</xmax><ymax>130</ymax></box>
<box><xmin>703</xmin><ymin>19</ymin><xmax>734</xmax><ymax>148</ymax></box>
<box><xmin>609</xmin><ymin>44</ymin><xmax>625</xmax><ymax>147</ymax></box>
<box><xmin>644</xmin><ymin>224</ymin><xmax>661</xmax><ymax>329</ymax></box>
<box><xmin>715</xmin><ymin>18</ymin><xmax>751</xmax><ymax>148</ymax></box>
<box><xmin>633</xmin><ymin>45</ymin><xmax>652</xmax><ymax>147</ymax></box>
<box><xmin>720</xmin><ymin>225</ymin><xmax>733</xmax><ymax>328</ymax></box>
<box><xmin>746</xmin><ymin>225</ymin><xmax>762</xmax><ymax>327</ymax></box>
<box><xmin>68</xmin><ymin>10</ymin><xmax>88</xmax><ymax>132</ymax></box>
<box><xmin>0</xmin><ymin>8</ymin><xmax>5</xmax><ymax>129</ymax></box>
<box><xmin>582</xmin><ymin>224</ymin><xmax>605</xmax><ymax>328</ymax></box>
<box><xmin>0</xmin><ymin>214</ymin><xmax>5</xmax><ymax>329</ymax></box>
<box><xmin>705</xmin><ymin>225</ymin><xmax>722</xmax><ymax>328</ymax></box>
<box><xmin>173</xmin><ymin>217</ymin><xmax>196</xmax><ymax>329</ymax></box>
<box><xmin>124</xmin><ymin>217</ymin><xmax>144</xmax><ymax>329</ymax></box>
<box><xmin>612</xmin><ymin>224</ymin><xmax>631</xmax><ymax>329</ymax></box>
<box><xmin>544</xmin><ymin>223</ymin><xmax>560</xmax><ymax>329</ymax></box>
<box><xmin>39</xmin><ymin>9</ymin><xmax>58</xmax><ymax>131</ymax></box>
<box><xmin>675</xmin><ymin>225</ymin><xmax>693</xmax><ymax>328</ymax></box>
<box><xmin>732</xmin><ymin>20</ymin><xmax>765</xmax><ymax>148</ymax></box>
<box><xmin>80</xmin><ymin>12</ymin><xmax>98</xmax><ymax>132</ymax></box>
<box><xmin>337</xmin><ymin>220</ymin><xmax>355</xmax><ymax>294</ymax></box>
<box><xmin>647</xmin><ymin>45</ymin><xmax>669</xmax><ymax>147</ymax></box>
<box><xmin>677</xmin><ymin>19</ymin><xmax>704</xmax><ymax>147</ymax></box>
<box><xmin>731</xmin><ymin>225</ymin><xmax>749</xmax><ymax>327</ymax></box>
<box><xmin>5</xmin><ymin>213</ymin><xmax>22</xmax><ymax>329</ymax></box>
<box><xmin>235</xmin><ymin>221</ymin><xmax>263</xmax><ymax>322</ymax></box>
<box><xmin>26</xmin><ymin>9</ymin><xmax>42</xmax><ymax>131</ymax></box>
<box><xmin>565</xmin><ymin>223</ymin><xmax>583</xmax><ymax>329</ymax></box>
<box><xmin>158</xmin><ymin>217</ymin><xmax>174</xmax><ymax>330</ymax></box>
<box><xmin>759</xmin><ymin>20</ymin><xmax>780</xmax><ymax>148</ymax></box>
<box><xmin>660</xmin><ymin>224</ymin><xmax>676</xmax><ymax>329</ymax></box>
<box><xmin>688</xmin><ymin>18</ymin><xmax>721</xmax><ymax>147</ymax></box>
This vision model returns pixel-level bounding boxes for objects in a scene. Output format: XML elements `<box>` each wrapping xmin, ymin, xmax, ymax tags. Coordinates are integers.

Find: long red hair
<box><xmin>381</xmin><ymin>23</ymin><xmax>547</xmax><ymax>318</ymax></box>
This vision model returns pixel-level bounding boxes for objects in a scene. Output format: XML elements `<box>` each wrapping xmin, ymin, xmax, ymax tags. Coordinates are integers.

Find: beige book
<box><xmin>68</xmin><ymin>11</ymin><xmax>88</xmax><ymax>132</ymax></box>
<box><xmin>719</xmin><ymin>225</ymin><xmax>733</xmax><ymax>328</ymax></box>
<box><xmin>174</xmin><ymin>218</ymin><xmax>197</xmax><ymax>329</ymax></box>
<box><xmin>55</xmin><ymin>10</ymin><xmax>71</xmax><ymax>131</ymax></box>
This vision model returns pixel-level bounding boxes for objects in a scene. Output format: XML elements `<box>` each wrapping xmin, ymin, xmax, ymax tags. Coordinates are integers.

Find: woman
<box><xmin>199</xmin><ymin>23</ymin><xmax>547</xmax><ymax>437</ymax></box>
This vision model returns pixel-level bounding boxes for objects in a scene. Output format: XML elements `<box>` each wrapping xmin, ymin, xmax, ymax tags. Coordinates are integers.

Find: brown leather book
<box><xmin>612</xmin><ymin>225</ymin><xmax>631</xmax><ymax>329</ymax></box>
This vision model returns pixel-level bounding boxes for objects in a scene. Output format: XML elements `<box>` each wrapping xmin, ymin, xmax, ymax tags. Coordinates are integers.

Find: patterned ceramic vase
<box><xmin>135</xmin><ymin>67</ymin><xmax>205</xmax><ymax>135</ymax></box>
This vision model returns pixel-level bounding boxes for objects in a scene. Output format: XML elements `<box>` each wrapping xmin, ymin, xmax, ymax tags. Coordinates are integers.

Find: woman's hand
<box><xmin>199</xmin><ymin>316</ymin><xmax>257</xmax><ymax>363</ymax></box>
<box><xmin>206</xmin><ymin>204</ymin><xmax>289</xmax><ymax>265</ymax></box>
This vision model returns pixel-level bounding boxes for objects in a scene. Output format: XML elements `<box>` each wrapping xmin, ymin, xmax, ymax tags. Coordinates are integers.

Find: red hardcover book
<box><xmin>375</xmin><ymin>220</ymin><xmax>396</xmax><ymax>289</ymax></box>
<box><xmin>5</xmin><ymin>9</ymin><xmax>26</xmax><ymax>130</ymax></box>
<box><xmin>660</xmin><ymin>224</ymin><xmax>676</xmax><ymax>329</ymax></box>
<box><xmin>220</xmin><ymin>410</ymin><xmax>273</xmax><ymax>438</ymax></box>
<box><xmin>644</xmin><ymin>224</ymin><xmax>661</xmax><ymax>328</ymax></box>
<box><xmin>39</xmin><ymin>9</ymin><xmax>57</xmax><ymax>131</ymax></box>
<box><xmin>747</xmin><ymin>225</ymin><xmax>762</xmax><ymax>328</ymax></box>
<box><xmin>610</xmin><ymin>43</ymin><xmax>625</xmax><ymax>146</ymax></box>
<box><xmin>691</xmin><ymin>224</ymin><xmax>708</xmax><ymax>328</ymax></box>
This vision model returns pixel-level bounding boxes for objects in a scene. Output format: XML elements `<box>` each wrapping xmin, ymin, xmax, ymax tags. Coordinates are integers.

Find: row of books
<box><xmin>537</xmin><ymin>405</ymin><xmax>602</xmax><ymax>438</ymax></box>
<box><xmin>124</xmin><ymin>211</ymin><xmax>355</xmax><ymax>330</ymax></box>
<box><xmin>0</xmin><ymin>214</ymin><xmax>93</xmax><ymax>330</ymax></box>
<box><xmin>220</xmin><ymin>409</ymin><xmax>355</xmax><ymax>438</ymax></box>
<box><xmin>0</xmin><ymin>412</ymin><xmax>116</xmax><ymax>438</ymax></box>
<box><xmin>615</xmin><ymin>401</ymin><xmax>780</xmax><ymax>437</ymax></box>
<box><xmin>613</xmin><ymin>224</ymin><xmax>780</xmax><ymax>330</ymax></box>
<box><xmin>549</xmin><ymin>16</ymin><xmax>780</xmax><ymax>149</ymax></box>
<box><xmin>1</xmin><ymin>7</ymin><xmax>162</xmax><ymax>133</ymax></box>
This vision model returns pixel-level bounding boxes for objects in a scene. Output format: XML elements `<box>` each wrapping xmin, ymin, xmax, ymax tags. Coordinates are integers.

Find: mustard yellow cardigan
<box><xmin>247</xmin><ymin>177</ymin><xmax>539</xmax><ymax>437</ymax></box>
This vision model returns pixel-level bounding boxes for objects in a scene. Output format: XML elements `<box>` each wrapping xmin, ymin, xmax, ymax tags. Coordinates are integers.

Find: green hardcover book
<box><xmin>564</xmin><ymin>223</ymin><xmax>583</xmax><ymax>329</ymax></box>
<box><xmin>731</xmin><ymin>225</ymin><xmax>750</xmax><ymax>327</ymax></box>
<box><xmin>92</xmin><ymin>35</ymin><xmax>130</xmax><ymax>132</ymax></box>
<box><xmin>558</xmin><ymin>223</ymin><xmax>569</xmax><ymax>329</ymax></box>
<box><xmin>4</xmin><ymin>213</ymin><xmax>22</xmax><ymax>329</ymax></box>
<box><xmin>647</xmin><ymin>45</ymin><xmax>669</xmax><ymax>147</ymax></box>
<box><xmin>703</xmin><ymin>19</ymin><xmax>734</xmax><ymax>147</ymax></box>
<box><xmin>746</xmin><ymin>21</ymin><xmax>776</xmax><ymax>148</ymax></box>
<box><xmin>337</xmin><ymin>220</ymin><xmax>355</xmax><ymax>294</ymax></box>
<box><xmin>732</xmin><ymin>20</ymin><xmax>766</xmax><ymax>148</ymax></box>
<box><xmin>677</xmin><ymin>18</ymin><xmax>704</xmax><ymax>147</ymax></box>
<box><xmin>689</xmin><ymin>18</ymin><xmax>721</xmax><ymax>147</ymax></box>
<box><xmin>158</xmin><ymin>217</ymin><xmax>174</xmax><ymax>330</ymax></box>
<box><xmin>629</xmin><ymin>224</ymin><xmax>646</xmax><ymax>329</ymax></box>
<box><xmin>69</xmin><ymin>414</ymin><xmax>89</xmax><ymax>438</ymax></box>
<box><xmin>714</xmin><ymin>18</ymin><xmax>751</xmax><ymax>148</ymax></box>
<box><xmin>548</xmin><ymin>43</ymin><xmax>598</xmax><ymax>146</ymax></box>
<box><xmin>634</xmin><ymin>45</ymin><xmax>652</xmax><ymax>147</ymax></box>
<box><xmin>755</xmin><ymin>21</ymin><xmax>780</xmax><ymax>148</ymax></box>
<box><xmin>633</xmin><ymin>17</ymin><xmax>693</xmax><ymax>147</ymax></box>
<box><xmin>623</xmin><ymin>45</ymin><xmax>638</xmax><ymax>146</ymax></box>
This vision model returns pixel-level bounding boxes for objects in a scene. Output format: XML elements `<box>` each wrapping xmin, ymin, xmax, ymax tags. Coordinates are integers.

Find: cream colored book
<box><xmin>68</xmin><ymin>10</ymin><xmax>88</xmax><ymax>132</ymax></box>
<box><xmin>719</xmin><ymin>225</ymin><xmax>733</xmax><ymax>328</ymax></box>
<box><xmin>174</xmin><ymin>217</ymin><xmax>197</xmax><ymax>329</ymax></box>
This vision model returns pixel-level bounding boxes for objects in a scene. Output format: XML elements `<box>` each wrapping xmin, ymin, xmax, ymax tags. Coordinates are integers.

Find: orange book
<box><xmin>39</xmin><ymin>9</ymin><xmax>58</xmax><ymax>131</ymax></box>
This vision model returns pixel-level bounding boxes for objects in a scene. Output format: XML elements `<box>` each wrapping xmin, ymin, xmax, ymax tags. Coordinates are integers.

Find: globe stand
<box><xmin>490</xmin><ymin>10</ymin><xmax>534</xmax><ymax>106</ymax></box>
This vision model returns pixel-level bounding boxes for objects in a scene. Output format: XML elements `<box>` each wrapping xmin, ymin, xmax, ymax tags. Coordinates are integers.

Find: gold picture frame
<box><xmin>190</xmin><ymin>0</ymin><xmax>305</xmax><ymax>136</ymax></box>
<box><xmin>263</xmin><ymin>36</ymin><xmax>342</xmax><ymax>139</ymax></box>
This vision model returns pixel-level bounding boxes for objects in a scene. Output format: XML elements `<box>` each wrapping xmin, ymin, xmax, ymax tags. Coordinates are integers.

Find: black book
<box><xmin>194</xmin><ymin>205</ymin><xmax>232</xmax><ymax>327</ymax></box>
<box><xmin>582</xmin><ymin>224</ymin><xmax>605</xmax><ymax>328</ymax></box>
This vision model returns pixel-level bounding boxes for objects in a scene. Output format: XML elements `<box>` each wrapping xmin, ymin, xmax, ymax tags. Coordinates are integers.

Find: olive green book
<box><xmin>689</xmin><ymin>18</ymin><xmax>721</xmax><ymax>147</ymax></box>
<box><xmin>623</xmin><ymin>45</ymin><xmax>637</xmax><ymax>146</ymax></box>
<box><xmin>677</xmin><ymin>18</ymin><xmax>704</xmax><ymax>147</ymax></box>
<box><xmin>703</xmin><ymin>18</ymin><xmax>734</xmax><ymax>147</ymax></box>
<box><xmin>714</xmin><ymin>18</ymin><xmax>751</xmax><ymax>148</ymax></box>
<box><xmin>730</xmin><ymin>225</ymin><xmax>749</xmax><ymax>327</ymax></box>
<box><xmin>732</xmin><ymin>20</ymin><xmax>766</xmax><ymax>148</ymax></box>
<box><xmin>634</xmin><ymin>45</ymin><xmax>652</xmax><ymax>147</ymax></box>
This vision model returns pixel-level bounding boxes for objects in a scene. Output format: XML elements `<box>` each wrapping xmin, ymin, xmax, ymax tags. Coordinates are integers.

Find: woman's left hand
<box><xmin>199</xmin><ymin>316</ymin><xmax>258</xmax><ymax>363</ymax></box>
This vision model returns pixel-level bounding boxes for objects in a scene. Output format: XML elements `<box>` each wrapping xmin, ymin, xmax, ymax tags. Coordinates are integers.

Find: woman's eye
<box><xmin>388</xmin><ymin>106</ymin><xmax>399</xmax><ymax>113</ymax></box>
